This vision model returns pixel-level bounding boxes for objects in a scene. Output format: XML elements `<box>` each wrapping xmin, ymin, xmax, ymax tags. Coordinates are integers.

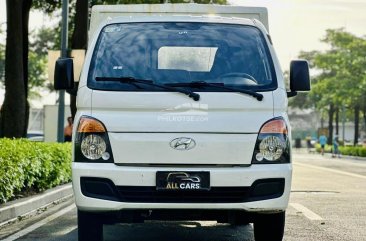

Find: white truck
<box><xmin>54</xmin><ymin>4</ymin><xmax>310</xmax><ymax>241</ymax></box>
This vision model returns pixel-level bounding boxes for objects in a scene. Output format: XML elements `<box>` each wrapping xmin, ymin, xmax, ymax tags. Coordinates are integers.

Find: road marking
<box><xmin>2</xmin><ymin>204</ymin><xmax>76</xmax><ymax>241</ymax></box>
<box><xmin>290</xmin><ymin>203</ymin><xmax>323</xmax><ymax>221</ymax></box>
<box><xmin>294</xmin><ymin>162</ymin><xmax>366</xmax><ymax>180</ymax></box>
<box><xmin>53</xmin><ymin>224</ymin><xmax>77</xmax><ymax>236</ymax></box>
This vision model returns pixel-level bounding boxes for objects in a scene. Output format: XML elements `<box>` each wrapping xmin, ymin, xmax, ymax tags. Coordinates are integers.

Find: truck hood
<box><xmin>91</xmin><ymin>91</ymin><xmax>274</xmax><ymax>133</ymax></box>
<box><xmin>88</xmin><ymin>90</ymin><xmax>277</xmax><ymax>165</ymax></box>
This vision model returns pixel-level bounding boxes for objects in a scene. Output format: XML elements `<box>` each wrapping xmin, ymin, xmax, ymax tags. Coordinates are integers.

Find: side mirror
<box><xmin>287</xmin><ymin>60</ymin><xmax>311</xmax><ymax>97</ymax></box>
<box><xmin>54</xmin><ymin>58</ymin><xmax>74</xmax><ymax>90</ymax></box>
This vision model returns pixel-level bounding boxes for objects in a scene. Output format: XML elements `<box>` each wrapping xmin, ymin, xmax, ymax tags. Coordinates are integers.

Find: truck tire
<box><xmin>229</xmin><ymin>220</ymin><xmax>250</xmax><ymax>226</ymax></box>
<box><xmin>228</xmin><ymin>214</ymin><xmax>249</xmax><ymax>226</ymax></box>
<box><xmin>78</xmin><ymin>210</ymin><xmax>103</xmax><ymax>241</ymax></box>
<box><xmin>253</xmin><ymin>212</ymin><xmax>285</xmax><ymax>241</ymax></box>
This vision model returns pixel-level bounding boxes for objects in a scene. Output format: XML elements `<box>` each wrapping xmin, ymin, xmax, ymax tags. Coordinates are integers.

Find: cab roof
<box><xmin>89</xmin><ymin>4</ymin><xmax>268</xmax><ymax>40</ymax></box>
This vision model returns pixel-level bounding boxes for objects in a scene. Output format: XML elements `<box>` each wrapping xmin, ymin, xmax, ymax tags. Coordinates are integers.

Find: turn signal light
<box><xmin>77</xmin><ymin>117</ymin><xmax>106</xmax><ymax>133</ymax></box>
<box><xmin>260</xmin><ymin>119</ymin><xmax>288</xmax><ymax>134</ymax></box>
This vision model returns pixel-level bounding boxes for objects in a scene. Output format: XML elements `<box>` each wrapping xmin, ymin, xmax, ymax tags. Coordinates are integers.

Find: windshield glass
<box><xmin>88</xmin><ymin>22</ymin><xmax>277</xmax><ymax>91</ymax></box>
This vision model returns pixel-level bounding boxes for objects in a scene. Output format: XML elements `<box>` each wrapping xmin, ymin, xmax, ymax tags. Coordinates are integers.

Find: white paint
<box><xmin>52</xmin><ymin>224</ymin><xmax>77</xmax><ymax>236</ymax></box>
<box><xmin>294</xmin><ymin>162</ymin><xmax>366</xmax><ymax>180</ymax></box>
<box><xmin>290</xmin><ymin>203</ymin><xmax>323</xmax><ymax>221</ymax></box>
<box><xmin>1</xmin><ymin>204</ymin><xmax>76</xmax><ymax>241</ymax></box>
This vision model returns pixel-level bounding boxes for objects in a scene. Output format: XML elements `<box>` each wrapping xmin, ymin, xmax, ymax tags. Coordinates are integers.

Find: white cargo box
<box><xmin>90</xmin><ymin>4</ymin><xmax>268</xmax><ymax>40</ymax></box>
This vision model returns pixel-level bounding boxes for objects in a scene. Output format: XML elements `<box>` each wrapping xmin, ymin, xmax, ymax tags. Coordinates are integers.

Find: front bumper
<box><xmin>72</xmin><ymin>163</ymin><xmax>292</xmax><ymax>213</ymax></box>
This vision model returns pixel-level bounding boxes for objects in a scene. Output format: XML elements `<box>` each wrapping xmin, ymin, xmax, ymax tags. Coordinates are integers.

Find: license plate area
<box><xmin>156</xmin><ymin>171</ymin><xmax>210</xmax><ymax>191</ymax></box>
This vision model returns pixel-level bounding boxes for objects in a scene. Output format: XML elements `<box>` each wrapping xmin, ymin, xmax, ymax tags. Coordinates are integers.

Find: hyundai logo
<box><xmin>170</xmin><ymin>137</ymin><xmax>196</xmax><ymax>150</ymax></box>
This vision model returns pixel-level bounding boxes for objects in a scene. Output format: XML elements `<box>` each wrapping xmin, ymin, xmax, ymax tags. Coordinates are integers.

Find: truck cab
<box><xmin>54</xmin><ymin>4</ymin><xmax>310</xmax><ymax>241</ymax></box>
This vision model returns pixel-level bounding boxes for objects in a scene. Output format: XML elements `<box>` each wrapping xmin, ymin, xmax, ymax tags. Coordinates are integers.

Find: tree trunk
<box><xmin>335</xmin><ymin>107</ymin><xmax>339</xmax><ymax>136</ymax></box>
<box><xmin>71</xmin><ymin>0</ymin><xmax>89</xmax><ymax>51</ymax></box>
<box><xmin>69</xmin><ymin>0</ymin><xmax>89</xmax><ymax>120</ymax></box>
<box><xmin>320</xmin><ymin>117</ymin><xmax>324</xmax><ymax>129</ymax></box>
<box><xmin>0</xmin><ymin>0</ymin><xmax>31</xmax><ymax>138</ymax></box>
<box><xmin>328</xmin><ymin>103</ymin><xmax>334</xmax><ymax>145</ymax></box>
<box><xmin>22</xmin><ymin>0</ymin><xmax>32</xmax><ymax>135</ymax></box>
<box><xmin>354</xmin><ymin>105</ymin><xmax>360</xmax><ymax>146</ymax></box>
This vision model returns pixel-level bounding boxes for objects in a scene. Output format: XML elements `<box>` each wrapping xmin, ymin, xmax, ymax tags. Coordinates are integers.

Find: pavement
<box><xmin>0</xmin><ymin>152</ymin><xmax>365</xmax><ymax>241</ymax></box>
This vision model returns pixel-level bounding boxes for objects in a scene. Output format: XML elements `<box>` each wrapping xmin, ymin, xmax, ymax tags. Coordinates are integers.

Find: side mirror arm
<box><xmin>287</xmin><ymin>91</ymin><xmax>297</xmax><ymax>98</ymax></box>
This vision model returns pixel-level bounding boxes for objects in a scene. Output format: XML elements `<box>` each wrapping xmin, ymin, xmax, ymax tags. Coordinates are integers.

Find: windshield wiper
<box><xmin>167</xmin><ymin>81</ymin><xmax>263</xmax><ymax>101</ymax></box>
<box><xmin>95</xmin><ymin>76</ymin><xmax>200</xmax><ymax>101</ymax></box>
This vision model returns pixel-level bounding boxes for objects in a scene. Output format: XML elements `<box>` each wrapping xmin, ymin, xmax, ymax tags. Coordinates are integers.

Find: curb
<box><xmin>0</xmin><ymin>183</ymin><xmax>73</xmax><ymax>226</ymax></box>
<box><xmin>317</xmin><ymin>152</ymin><xmax>366</xmax><ymax>161</ymax></box>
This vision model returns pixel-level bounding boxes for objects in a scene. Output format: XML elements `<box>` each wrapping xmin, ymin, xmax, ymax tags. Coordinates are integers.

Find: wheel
<box><xmin>254</xmin><ymin>212</ymin><xmax>285</xmax><ymax>241</ymax></box>
<box><xmin>78</xmin><ymin>210</ymin><xmax>103</xmax><ymax>241</ymax></box>
<box><xmin>228</xmin><ymin>212</ymin><xmax>250</xmax><ymax>226</ymax></box>
<box><xmin>229</xmin><ymin>219</ymin><xmax>250</xmax><ymax>226</ymax></box>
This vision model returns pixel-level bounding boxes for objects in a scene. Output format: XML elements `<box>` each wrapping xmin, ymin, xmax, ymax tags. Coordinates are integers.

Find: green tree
<box><xmin>315</xmin><ymin>29</ymin><xmax>366</xmax><ymax>145</ymax></box>
<box><xmin>30</xmin><ymin>27</ymin><xmax>59</xmax><ymax>56</ymax></box>
<box><xmin>293</xmin><ymin>29</ymin><xmax>366</xmax><ymax>145</ymax></box>
<box><xmin>28</xmin><ymin>27</ymin><xmax>60</xmax><ymax>96</ymax></box>
<box><xmin>0</xmin><ymin>27</ymin><xmax>54</xmax><ymax>99</ymax></box>
<box><xmin>28</xmin><ymin>51</ymin><xmax>48</xmax><ymax>98</ymax></box>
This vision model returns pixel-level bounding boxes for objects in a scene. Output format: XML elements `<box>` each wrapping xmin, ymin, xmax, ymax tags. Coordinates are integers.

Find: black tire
<box><xmin>228</xmin><ymin>214</ymin><xmax>250</xmax><ymax>226</ymax></box>
<box><xmin>254</xmin><ymin>212</ymin><xmax>285</xmax><ymax>241</ymax></box>
<box><xmin>229</xmin><ymin>220</ymin><xmax>250</xmax><ymax>226</ymax></box>
<box><xmin>78</xmin><ymin>210</ymin><xmax>103</xmax><ymax>241</ymax></box>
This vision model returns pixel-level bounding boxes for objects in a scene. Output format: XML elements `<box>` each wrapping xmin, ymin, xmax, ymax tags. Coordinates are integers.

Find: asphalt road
<box><xmin>1</xmin><ymin>152</ymin><xmax>365</xmax><ymax>241</ymax></box>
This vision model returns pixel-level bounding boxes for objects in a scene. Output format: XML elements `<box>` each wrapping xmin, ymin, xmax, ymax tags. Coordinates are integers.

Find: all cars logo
<box><xmin>166</xmin><ymin>172</ymin><xmax>201</xmax><ymax>190</ymax></box>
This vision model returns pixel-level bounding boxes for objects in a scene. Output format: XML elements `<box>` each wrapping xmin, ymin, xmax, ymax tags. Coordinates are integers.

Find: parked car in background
<box><xmin>27</xmin><ymin>131</ymin><xmax>44</xmax><ymax>142</ymax></box>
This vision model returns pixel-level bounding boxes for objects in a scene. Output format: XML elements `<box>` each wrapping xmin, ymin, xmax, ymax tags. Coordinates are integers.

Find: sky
<box><xmin>1</xmin><ymin>0</ymin><xmax>366</xmax><ymax>106</ymax></box>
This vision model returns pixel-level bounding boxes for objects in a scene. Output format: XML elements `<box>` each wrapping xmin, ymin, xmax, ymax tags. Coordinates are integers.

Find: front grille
<box><xmin>116</xmin><ymin>186</ymin><xmax>250</xmax><ymax>203</ymax></box>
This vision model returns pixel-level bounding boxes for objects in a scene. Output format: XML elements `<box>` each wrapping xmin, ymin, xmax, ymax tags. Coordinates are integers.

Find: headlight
<box><xmin>252</xmin><ymin>117</ymin><xmax>290</xmax><ymax>164</ymax></box>
<box><xmin>81</xmin><ymin>134</ymin><xmax>107</xmax><ymax>160</ymax></box>
<box><xmin>259</xmin><ymin>136</ymin><xmax>285</xmax><ymax>161</ymax></box>
<box><xmin>74</xmin><ymin>116</ymin><xmax>114</xmax><ymax>163</ymax></box>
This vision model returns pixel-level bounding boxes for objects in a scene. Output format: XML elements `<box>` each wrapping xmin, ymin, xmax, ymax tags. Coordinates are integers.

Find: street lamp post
<box><xmin>57</xmin><ymin>0</ymin><xmax>69</xmax><ymax>142</ymax></box>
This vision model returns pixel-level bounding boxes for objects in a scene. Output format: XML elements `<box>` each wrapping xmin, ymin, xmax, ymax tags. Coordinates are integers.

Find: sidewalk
<box><xmin>292</xmin><ymin>148</ymin><xmax>366</xmax><ymax>161</ymax></box>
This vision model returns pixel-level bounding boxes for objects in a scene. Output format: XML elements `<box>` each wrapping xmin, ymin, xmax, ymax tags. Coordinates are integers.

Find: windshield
<box><xmin>88</xmin><ymin>22</ymin><xmax>277</xmax><ymax>91</ymax></box>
